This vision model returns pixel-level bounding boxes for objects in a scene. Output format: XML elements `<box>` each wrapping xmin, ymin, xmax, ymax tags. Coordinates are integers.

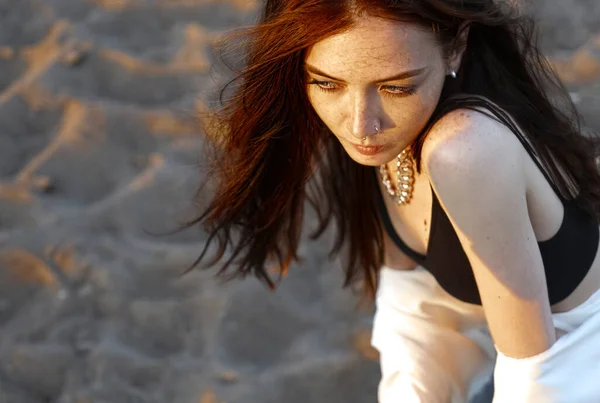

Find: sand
<box><xmin>0</xmin><ymin>0</ymin><xmax>598</xmax><ymax>402</ymax></box>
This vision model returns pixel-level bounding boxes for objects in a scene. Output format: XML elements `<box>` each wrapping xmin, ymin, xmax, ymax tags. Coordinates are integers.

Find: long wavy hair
<box><xmin>189</xmin><ymin>0</ymin><xmax>600</xmax><ymax>300</ymax></box>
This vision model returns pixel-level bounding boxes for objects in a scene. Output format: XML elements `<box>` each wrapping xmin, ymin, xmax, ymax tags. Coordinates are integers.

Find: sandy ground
<box><xmin>0</xmin><ymin>0</ymin><xmax>598</xmax><ymax>402</ymax></box>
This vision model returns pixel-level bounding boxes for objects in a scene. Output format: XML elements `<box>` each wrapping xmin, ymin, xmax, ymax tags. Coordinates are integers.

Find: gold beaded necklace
<box><xmin>379</xmin><ymin>148</ymin><xmax>415</xmax><ymax>205</ymax></box>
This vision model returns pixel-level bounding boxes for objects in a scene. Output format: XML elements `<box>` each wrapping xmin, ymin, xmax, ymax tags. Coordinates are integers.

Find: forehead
<box><xmin>305</xmin><ymin>16</ymin><xmax>440</xmax><ymax>80</ymax></box>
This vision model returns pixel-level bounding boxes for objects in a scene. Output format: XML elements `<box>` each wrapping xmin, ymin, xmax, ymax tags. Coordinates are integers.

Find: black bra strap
<box><xmin>373</xmin><ymin>169</ymin><xmax>427</xmax><ymax>263</ymax></box>
<box><xmin>503</xmin><ymin>116</ymin><xmax>564</xmax><ymax>198</ymax></box>
<box><xmin>452</xmin><ymin>95</ymin><xmax>565</xmax><ymax>199</ymax></box>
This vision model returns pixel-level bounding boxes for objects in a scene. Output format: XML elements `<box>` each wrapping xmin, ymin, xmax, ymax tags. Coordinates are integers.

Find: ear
<box><xmin>447</xmin><ymin>22</ymin><xmax>470</xmax><ymax>74</ymax></box>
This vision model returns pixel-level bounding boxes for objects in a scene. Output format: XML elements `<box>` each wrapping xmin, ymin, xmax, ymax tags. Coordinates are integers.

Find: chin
<box><xmin>349</xmin><ymin>155</ymin><xmax>384</xmax><ymax>167</ymax></box>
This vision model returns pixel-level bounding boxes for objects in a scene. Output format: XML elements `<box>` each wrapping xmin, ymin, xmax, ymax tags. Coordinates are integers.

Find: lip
<box><xmin>352</xmin><ymin>143</ymin><xmax>387</xmax><ymax>156</ymax></box>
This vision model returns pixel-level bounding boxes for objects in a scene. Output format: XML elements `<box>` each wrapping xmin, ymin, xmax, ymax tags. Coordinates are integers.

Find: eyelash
<box><xmin>307</xmin><ymin>80</ymin><xmax>417</xmax><ymax>98</ymax></box>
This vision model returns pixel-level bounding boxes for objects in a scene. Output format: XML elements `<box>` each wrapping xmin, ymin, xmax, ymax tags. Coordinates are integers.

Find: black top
<box><xmin>377</xmin><ymin>143</ymin><xmax>600</xmax><ymax>306</ymax></box>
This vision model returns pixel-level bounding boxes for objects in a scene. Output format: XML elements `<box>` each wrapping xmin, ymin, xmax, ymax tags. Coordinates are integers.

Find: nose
<box><xmin>347</xmin><ymin>92</ymin><xmax>379</xmax><ymax>140</ymax></box>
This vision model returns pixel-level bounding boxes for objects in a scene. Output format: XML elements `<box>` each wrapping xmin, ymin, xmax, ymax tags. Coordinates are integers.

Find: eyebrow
<box><xmin>305</xmin><ymin>64</ymin><xmax>426</xmax><ymax>83</ymax></box>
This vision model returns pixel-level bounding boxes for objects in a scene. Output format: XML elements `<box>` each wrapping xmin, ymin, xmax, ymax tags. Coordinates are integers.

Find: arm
<box><xmin>422</xmin><ymin>109</ymin><xmax>556</xmax><ymax>359</ymax></box>
<box><xmin>422</xmin><ymin>109</ymin><xmax>557</xmax><ymax>400</ymax></box>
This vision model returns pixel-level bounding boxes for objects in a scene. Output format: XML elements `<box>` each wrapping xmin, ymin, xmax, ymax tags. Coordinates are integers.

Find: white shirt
<box><xmin>371</xmin><ymin>266</ymin><xmax>600</xmax><ymax>403</ymax></box>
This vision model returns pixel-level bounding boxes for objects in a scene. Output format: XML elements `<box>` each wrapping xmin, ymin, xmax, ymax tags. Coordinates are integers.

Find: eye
<box><xmin>308</xmin><ymin>79</ymin><xmax>339</xmax><ymax>93</ymax></box>
<box><xmin>307</xmin><ymin>80</ymin><xmax>417</xmax><ymax>98</ymax></box>
<box><xmin>381</xmin><ymin>85</ymin><xmax>417</xmax><ymax>97</ymax></box>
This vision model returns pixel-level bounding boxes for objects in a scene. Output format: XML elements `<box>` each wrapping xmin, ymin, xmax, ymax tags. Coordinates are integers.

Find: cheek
<box><xmin>387</xmin><ymin>96</ymin><xmax>438</xmax><ymax>131</ymax></box>
<box><xmin>307</xmin><ymin>89</ymin><xmax>339</xmax><ymax>124</ymax></box>
<box><xmin>390</xmin><ymin>80</ymin><xmax>445</xmax><ymax>128</ymax></box>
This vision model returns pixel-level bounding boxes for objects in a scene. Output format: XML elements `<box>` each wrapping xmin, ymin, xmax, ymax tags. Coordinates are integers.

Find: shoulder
<box><xmin>421</xmin><ymin>108</ymin><xmax>526</xmax><ymax>195</ymax></box>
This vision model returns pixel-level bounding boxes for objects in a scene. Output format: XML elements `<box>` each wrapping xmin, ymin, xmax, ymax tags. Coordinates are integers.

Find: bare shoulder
<box><xmin>421</xmin><ymin>108</ymin><xmax>524</xmax><ymax>182</ymax></box>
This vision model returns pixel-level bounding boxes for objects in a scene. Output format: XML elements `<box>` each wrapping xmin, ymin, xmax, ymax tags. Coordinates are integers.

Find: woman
<box><xmin>193</xmin><ymin>0</ymin><xmax>600</xmax><ymax>401</ymax></box>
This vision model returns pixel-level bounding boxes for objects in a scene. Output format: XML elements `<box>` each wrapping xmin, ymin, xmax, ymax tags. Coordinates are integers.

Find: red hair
<box><xmin>188</xmin><ymin>0</ymin><xmax>600</xmax><ymax>300</ymax></box>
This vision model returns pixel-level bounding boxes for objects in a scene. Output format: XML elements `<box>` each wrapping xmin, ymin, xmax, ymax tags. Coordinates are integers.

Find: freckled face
<box><xmin>305</xmin><ymin>16</ymin><xmax>449</xmax><ymax>166</ymax></box>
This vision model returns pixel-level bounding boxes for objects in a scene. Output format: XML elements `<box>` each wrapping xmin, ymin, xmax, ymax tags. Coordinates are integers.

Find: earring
<box><xmin>450</xmin><ymin>71</ymin><xmax>457</xmax><ymax>78</ymax></box>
